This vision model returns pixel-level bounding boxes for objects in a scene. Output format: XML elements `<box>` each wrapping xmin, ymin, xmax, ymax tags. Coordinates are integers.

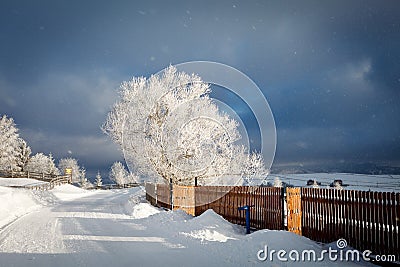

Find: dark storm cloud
<box><xmin>0</xmin><ymin>0</ymin><xmax>399</xmax><ymax>176</ymax></box>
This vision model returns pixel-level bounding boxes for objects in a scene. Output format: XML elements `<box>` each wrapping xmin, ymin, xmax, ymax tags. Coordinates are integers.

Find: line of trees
<box><xmin>1</xmin><ymin>114</ymin><xmax>138</xmax><ymax>188</ymax></box>
<box><xmin>0</xmin><ymin>114</ymin><xmax>85</xmax><ymax>181</ymax></box>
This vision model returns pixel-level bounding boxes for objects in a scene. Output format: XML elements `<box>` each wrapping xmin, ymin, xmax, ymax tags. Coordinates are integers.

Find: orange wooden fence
<box><xmin>145</xmin><ymin>184</ymin><xmax>399</xmax><ymax>259</ymax></box>
<box><xmin>194</xmin><ymin>186</ymin><xmax>284</xmax><ymax>230</ymax></box>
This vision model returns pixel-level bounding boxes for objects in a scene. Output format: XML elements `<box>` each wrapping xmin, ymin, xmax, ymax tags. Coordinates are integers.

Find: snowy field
<box><xmin>0</xmin><ymin>178</ymin><xmax>379</xmax><ymax>267</ymax></box>
<box><xmin>267</xmin><ymin>173</ymin><xmax>400</xmax><ymax>193</ymax></box>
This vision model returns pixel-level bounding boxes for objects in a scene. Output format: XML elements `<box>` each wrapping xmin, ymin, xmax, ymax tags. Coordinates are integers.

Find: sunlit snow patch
<box><xmin>51</xmin><ymin>184</ymin><xmax>96</xmax><ymax>201</ymax></box>
<box><xmin>181</xmin><ymin>229</ymin><xmax>237</xmax><ymax>243</ymax></box>
<box><xmin>130</xmin><ymin>203</ymin><xmax>160</xmax><ymax>219</ymax></box>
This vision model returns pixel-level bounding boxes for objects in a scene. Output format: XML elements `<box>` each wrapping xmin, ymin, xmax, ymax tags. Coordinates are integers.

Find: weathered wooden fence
<box><xmin>146</xmin><ymin>184</ymin><xmax>284</xmax><ymax>231</ymax></box>
<box><xmin>301</xmin><ymin>188</ymin><xmax>399</xmax><ymax>259</ymax></box>
<box><xmin>0</xmin><ymin>170</ymin><xmax>70</xmax><ymax>190</ymax></box>
<box><xmin>194</xmin><ymin>186</ymin><xmax>284</xmax><ymax>230</ymax></box>
<box><xmin>145</xmin><ymin>183</ymin><xmax>172</xmax><ymax>209</ymax></box>
<box><xmin>145</xmin><ymin>183</ymin><xmax>399</xmax><ymax>259</ymax></box>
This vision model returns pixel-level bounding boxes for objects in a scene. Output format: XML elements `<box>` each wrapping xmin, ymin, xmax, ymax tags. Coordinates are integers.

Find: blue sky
<box><xmin>0</xmin><ymin>0</ymin><xmax>399</xmax><ymax>177</ymax></box>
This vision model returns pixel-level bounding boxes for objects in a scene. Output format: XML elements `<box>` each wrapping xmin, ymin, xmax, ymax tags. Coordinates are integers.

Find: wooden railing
<box><xmin>0</xmin><ymin>170</ymin><xmax>70</xmax><ymax>190</ymax></box>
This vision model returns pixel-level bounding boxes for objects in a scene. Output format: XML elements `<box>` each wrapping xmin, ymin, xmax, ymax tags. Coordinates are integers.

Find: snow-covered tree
<box><xmin>273</xmin><ymin>177</ymin><xmax>283</xmax><ymax>188</ymax></box>
<box><xmin>109</xmin><ymin>161</ymin><xmax>128</xmax><ymax>185</ymax></box>
<box><xmin>95</xmin><ymin>171</ymin><xmax>102</xmax><ymax>187</ymax></box>
<box><xmin>25</xmin><ymin>153</ymin><xmax>60</xmax><ymax>175</ymax></box>
<box><xmin>58</xmin><ymin>158</ymin><xmax>82</xmax><ymax>183</ymax></box>
<box><xmin>240</xmin><ymin>151</ymin><xmax>266</xmax><ymax>186</ymax></box>
<box><xmin>0</xmin><ymin>115</ymin><xmax>21</xmax><ymax>171</ymax></box>
<box><xmin>17</xmin><ymin>138</ymin><xmax>31</xmax><ymax>171</ymax></box>
<box><xmin>102</xmin><ymin>66</ymin><xmax>266</xmax><ymax>186</ymax></box>
<box><xmin>126</xmin><ymin>172</ymin><xmax>140</xmax><ymax>184</ymax></box>
<box><xmin>47</xmin><ymin>153</ymin><xmax>59</xmax><ymax>175</ymax></box>
<box><xmin>80</xmin><ymin>167</ymin><xmax>88</xmax><ymax>188</ymax></box>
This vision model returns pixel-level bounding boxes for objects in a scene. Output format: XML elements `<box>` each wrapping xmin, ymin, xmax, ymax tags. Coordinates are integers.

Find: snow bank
<box><xmin>0</xmin><ymin>177</ymin><xmax>48</xmax><ymax>187</ymax></box>
<box><xmin>135</xmin><ymin>207</ymin><xmax>367</xmax><ymax>266</ymax></box>
<box><xmin>0</xmin><ymin>186</ymin><xmax>41</xmax><ymax>228</ymax></box>
<box><xmin>129</xmin><ymin>203</ymin><xmax>160</xmax><ymax>219</ymax></box>
<box><xmin>180</xmin><ymin>209</ymin><xmax>243</xmax><ymax>242</ymax></box>
<box><xmin>181</xmin><ymin>228</ymin><xmax>237</xmax><ymax>243</ymax></box>
<box><xmin>51</xmin><ymin>184</ymin><xmax>96</xmax><ymax>201</ymax></box>
<box><xmin>121</xmin><ymin>187</ymin><xmax>162</xmax><ymax>219</ymax></box>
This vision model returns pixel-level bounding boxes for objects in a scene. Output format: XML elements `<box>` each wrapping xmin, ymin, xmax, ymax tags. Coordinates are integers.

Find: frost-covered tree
<box><xmin>102</xmin><ymin>66</ymin><xmax>266</xmax><ymax>185</ymax></box>
<box><xmin>273</xmin><ymin>177</ymin><xmax>283</xmax><ymax>188</ymax></box>
<box><xmin>47</xmin><ymin>153</ymin><xmax>59</xmax><ymax>175</ymax></box>
<box><xmin>80</xmin><ymin>167</ymin><xmax>88</xmax><ymax>188</ymax></box>
<box><xmin>25</xmin><ymin>153</ymin><xmax>60</xmax><ymax>175</ymax></box>
<box><xmin>95</xmin><ymin>171</ymin><xmax>102</xmax><ymax>187</ymax></box>
<box><xmin>241</xmin><ymin>152</ymin><xmax>266</xmax><ymax>185</ymax></box>
<box><xmin>58</xmin><ymin>158</ymin><xmax>82</xmax><ymax>183</ymax></box>
<box><xmin>126</xmin><ymin>172</ymin><xmax>140</xmax><ymax>184</ymax></box>
<box><xmin>17</xmin><ymin>138</ymin><xmax>31</xmax><ymax>171</ymax></box>
<box><xmin>0</xmin><ymin>115</ymin><xmax>21</xmax><ymax>171</ymax></box>
<box><xmin>109</xmin><ymin>161</ymin><xmax>128</xmax><ymax>185</ymax></box>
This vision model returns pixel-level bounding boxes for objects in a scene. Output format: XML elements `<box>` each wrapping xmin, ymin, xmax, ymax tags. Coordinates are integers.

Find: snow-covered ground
<box><xmin>267</xmin><ymin>173</ymin><xmax>400</xmax><ymax>192</ymax></box>
<box><xmin>0</xmin><ymin>179</ymin><xmax>378</xmax><ymax>267</ymax></box>
<box><xmin>0</xmin><ymin>178</ymin><xmax>48</xmax><ymax>187</ymax></box>
<box><xmin>0</xmin><ymin>186</ymin><xmax>41</xmax><ymax>229</ymax></box>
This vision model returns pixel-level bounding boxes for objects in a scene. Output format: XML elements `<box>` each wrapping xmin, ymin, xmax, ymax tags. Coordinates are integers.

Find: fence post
<box><xmin>282</xmin><ymin>187</ymin><xmax>286</xmax><ymax>230</ymax></box>
<box><xmin>169</xmin><ymin>178</ymin><xmax>173</xmax><ymax>210</ymax></box>
<box><xmin>155</xmin><ymin>183</ymin><xmax>158</xmax><ymax>206</ymax></box>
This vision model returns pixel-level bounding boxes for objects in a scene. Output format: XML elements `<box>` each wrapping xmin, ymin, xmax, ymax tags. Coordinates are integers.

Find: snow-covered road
<box><xmin>0</xmin><ymin>185</ymin><xmax>373</xmax><ymax>267</ymax></box>
<box><xmin>0</xmin><ymin>187</ymin><xmax>187</xmax><ymax>266</ymax></box>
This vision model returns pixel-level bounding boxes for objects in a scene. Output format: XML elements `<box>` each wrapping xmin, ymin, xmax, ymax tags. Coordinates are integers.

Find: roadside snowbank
<box><xmin>0</xmin><ymin>186</ymin><xmax>41</xmax><ymax>228</ymax></box>
<box><xmin>129</xmin><ymin>202</ymin><xmax>160</xmax><ymax>219</ymax></box>
<box><xmin>0</xmin><ymin>178</ymin><xmax>47</xmax><ymax>187</ymax></box>
<box><xmin>51</xmin><ymin>184</ymin><xmax>97</xmax><ymax>201</ymax></box>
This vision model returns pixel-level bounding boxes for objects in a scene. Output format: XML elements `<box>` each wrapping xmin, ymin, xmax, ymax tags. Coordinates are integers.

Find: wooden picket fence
<box><xmin>145</xmin><ymin>183</ymin><xmax>172</xmax><ymax>210</ymax></box>
<box><xmin>145</xmin><ymin>183</ymin><xmax>399</xmax><ymax>259</ymax></box>
<box><xmin>300</xmin><ymin>188</ymin><xmax>399</xmax><ymax>258</ymax></box>
<box><xmin>145</xmin><ymin>184</ymin><xmax>284</xmax><ymax>230</ymax></box>
<box><xmin>194</xmin><ymin>186</ymin><xmax>284</xmax><ymax>230</ymax></box>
